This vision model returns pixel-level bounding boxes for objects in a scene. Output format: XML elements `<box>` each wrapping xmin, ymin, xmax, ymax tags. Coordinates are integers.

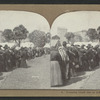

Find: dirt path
<box><xmin>0</xmin><ymin>55</ymin><xmax>50</xmax><ymax>89</ymax></box>
<box><xmin>0</xmin><ymin>55</ymin><xmax>99</xmax><ymax>89</ymax></box>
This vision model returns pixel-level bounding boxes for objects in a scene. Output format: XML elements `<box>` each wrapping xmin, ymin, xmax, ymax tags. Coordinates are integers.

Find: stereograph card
<box><xmin>0</xmin><ymin>4</ymin><xmax>99</xmax><ymax>97</ymax></box>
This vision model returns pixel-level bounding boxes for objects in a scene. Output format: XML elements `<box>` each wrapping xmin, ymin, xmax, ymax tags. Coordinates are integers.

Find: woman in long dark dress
<box><xmin>50</xmin><ymin>47</ymin><xmax>63</xmax><ymax>87</ymax></box>
<box><xmin>20</xmin><ymin>48</ymin><xmax>27</xmax><ymax>68</ymax></box>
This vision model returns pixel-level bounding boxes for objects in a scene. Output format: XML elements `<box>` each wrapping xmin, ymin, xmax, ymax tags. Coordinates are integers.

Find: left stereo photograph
<box><xmin>0</xmin><ymin>11</ymin><xmax>51</xmax><ymax>89</ymax></box>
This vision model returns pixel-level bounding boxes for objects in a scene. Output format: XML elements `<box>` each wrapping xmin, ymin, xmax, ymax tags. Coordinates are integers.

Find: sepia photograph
<box><xmin>50</xmin><ymin>11</ymin><xmax>100</xmax><ymax>89</ymax></box>
<box><xmin>0</xmin><ymin>4</ymin><xmax>100</xmax><ymax>97</ymax></box>
<box><xmin>0</xmin><ymin>11</ymin><xmax>51</xmax><ymax>89</ymax></box>
<box><xmin>1</xmin><ymin>8</ymin><xmax>100</xmax><ymax>97</ymax></box>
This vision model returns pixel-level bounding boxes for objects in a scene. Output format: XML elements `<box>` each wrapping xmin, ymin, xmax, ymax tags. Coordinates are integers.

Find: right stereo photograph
<box><xmin>50</xmin><ymin>11</ymin><xmax>100</xmax><ymax>89</ymax></box>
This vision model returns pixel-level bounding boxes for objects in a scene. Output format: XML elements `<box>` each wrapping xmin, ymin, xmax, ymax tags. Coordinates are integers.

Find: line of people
<box><xmin>50</xmin><ymin>40</ymin><xmax>100</xmax><ymax>87</ymax></box>
<box><xmin>0</xmin><ymin>44</ymin><xmax>46</xmax><ymax>72</ymax></box>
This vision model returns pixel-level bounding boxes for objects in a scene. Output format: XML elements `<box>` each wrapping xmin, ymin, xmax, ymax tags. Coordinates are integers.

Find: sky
<box><xmin>0</xmin><ymin>11</ymin><xmax>50</xmax><ymax>33</ymax></box>
<box><xmin>51</xmin><ymin>11</ymin><xmax>100</xmax><ymax>36</ymax></box>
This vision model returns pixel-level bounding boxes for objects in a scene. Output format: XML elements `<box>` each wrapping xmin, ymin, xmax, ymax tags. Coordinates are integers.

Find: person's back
<box><xmin>50</xmin><ymin>47</ymin><xmax>63</xmax><ymax>86</ymax></box>
<box><xmin>51</xmin><ymin>48</ymin><xmax>61</xmax><ymax>62</ymax></box>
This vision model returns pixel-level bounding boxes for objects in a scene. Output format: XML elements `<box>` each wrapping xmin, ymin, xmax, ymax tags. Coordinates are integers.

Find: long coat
<box><xmin>50</xmin><ymin>49</ymin><xmax>63</xmax><ymax>86</ymax></box>
<box><xmin>20</xmin><ymin>50</ymin><xmax>27</xmax><ymax>68</ymax></box>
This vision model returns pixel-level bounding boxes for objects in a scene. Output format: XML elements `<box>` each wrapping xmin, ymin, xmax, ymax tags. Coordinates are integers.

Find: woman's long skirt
<box><xmin>20</xmin><ymin>58</ymin><xmax>27</xmax><ymax>68</ymax></box>
<box><xmin>50</xmin><ymin>61</ymin><xmax>63</xmax><ymax>87</ymax></box>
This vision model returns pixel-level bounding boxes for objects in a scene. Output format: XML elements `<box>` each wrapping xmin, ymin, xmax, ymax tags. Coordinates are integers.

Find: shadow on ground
<box><xmin>0</xmin><ymin>72</ymin><xmax>4</xmax><ymax>80</ymax></box>
<box><xmin>66</xmin><ymin>76</ymin><xmax>86</xmax><ymax>86</ymax></box>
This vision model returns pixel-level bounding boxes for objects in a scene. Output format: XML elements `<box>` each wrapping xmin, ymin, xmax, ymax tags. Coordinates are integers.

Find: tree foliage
<box><xmin>13</xmin><ymin>25</ymin><xmax>28</xmax><ymax>40</ymax></box>
<box><xmin>64</xmin><ymin>32</ymin><xmax>75</xmax><ymax>43</ymax></box>
<box><xmin>97</xmin><ymin>26</ymin><xmax>100</xmax><ymax>31</ymax></box>
<box><xmin>45</xmin><ymin>32</ymin><xmax>51</xmax><ymax>43</ymax></box>
<box><xmin>86</xmin><ymin>28</ymin><xmax>97</xmax><ymax>42</ymax></box>
<box><xmin>29</xmin><ymin>30</ymin><xmax>46</xmax><ymax>47</ymax></box>
<box><xmin>2</xmin><ymin>25</ymin><xmax>28</xmax><ymax>46</ymax></box>
<box><xmin>74</xmin><ymin>35</ymin><xmax>82</xmax><ymax>42</ymax></box>
<box><xmin>97</xmin><ymin>26</ymin><xmax>100</xmax><ymax>41</ymax></box>
<box><xmin>2</xmin><ymin>29</ymin><xmax>14</xmax><ymax>42</ymax></box>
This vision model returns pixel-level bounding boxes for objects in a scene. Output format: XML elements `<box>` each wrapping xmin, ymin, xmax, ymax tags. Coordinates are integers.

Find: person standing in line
<box><xmin>67</xmin><ymin>45</ymin><xmax>77</xmax><ymax>77</ymax></box>
<box><xmin>50</xmin><ymin>45</ymin><xmax>63</xmax><ymax>87</ymax></box>
<box><xmin>58</xmin><ymin>41</ymin><xmax>70</xmax><ymax>84</ymax></box>
<box><xmin>86</xmin><ymin>44</ymin><xmax>95</xmax><ymax>70</ymax></box>
<box><xmin>15</xmin><ymin>49</ymin><xmax>21</xmax><ymax>68</ymax></box>
<box><xmin>3</xmin><ymin>45</ymin><xmax>12</xmax><ymax>71</ymax></box>
<box><xmin>20</xmin><ymin>47</ymin><xmax>28</xmax><ymax>68</ymax></box>
<box><xmin>10</xmin><ymin>48</ymin><xmax>16</xmax><ymax>69</ymax></box>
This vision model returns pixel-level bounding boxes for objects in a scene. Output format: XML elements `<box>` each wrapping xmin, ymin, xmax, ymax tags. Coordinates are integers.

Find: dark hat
<box><xmin>63</xmin><ymin>41</ymin><xmax>67</xmax><ymax>43</ymax></box>
<box><xmin>0</xmin><ymin>45</ymin><xmax>2</xmax><ymax>47</ymax></box>
<box><xmin>87</xmin><ymin>44</ymin><xmax>92</xmax><ymax>48</ymax></box>
<box><xmin>21</xmin><ymin>47</ymin><xmax>24</xmax><ymax>49</ymax></box>
<box><xmin>4</xmin><ymin>44</ymin><xmax>9</xmax><ymax>49</ymax></box>
<box><xmin>62</xmin><ymin>41</ymin><xmax>67</xmax><ymax>45</ymax></box>
<box><xmin>81</xmin><ymin>44</ymin><xmax>85</xmax><ymax>47</ymax></box>
<box><xmin>94</xmin><ymin>45</ymin><xmax>99</xmax><ymax>49</ymax></box>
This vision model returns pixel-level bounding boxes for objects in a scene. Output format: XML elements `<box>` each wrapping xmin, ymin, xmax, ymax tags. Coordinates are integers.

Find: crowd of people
<box><xmin>50</xmin><ymin>40</ymin><xmax>100</xmax><ymax>87</ymax></box>
<box><xmin>0</xmin><ymin>44</ymin><xmax>47</xmax><ymax>72</ymax></box>
<box><xmin>0</xmin><ymin>40</ymin><xmax>100</xmax><ymax>87</ymax></box>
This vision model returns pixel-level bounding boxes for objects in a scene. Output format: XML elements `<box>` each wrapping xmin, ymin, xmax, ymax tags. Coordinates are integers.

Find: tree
<box><xmin>64</xmin><ymin>32</ymin><xmax>75</xmax><ymax>43</ymax></box>
<box><xmin>45</xmin><ymin>32</ymin><xmax>51</xmax><ymax>43</ymax></box>
<box><xmin>2</xmin><ymin>29</ymin><xmax>14</xmax><ymax>42</ymax></box>
<box><xmin>28</xmin><ymin>30</ymin><xmax>46</xmax><ymax>47</ymax></box>
<box><xmin>52</xmin><ymin>35</ymin><xmax>60</xmax><ymax>40</ymax></box>
<box><xmin>97</xmin><ymin>26</ymin><xmax>100</xmax><ymax>42</ymax></box>
<box><xmin>97</xmin><ymin>26</ymin><xmax>100</xmax><ymax>31</ymax></box>
<box><xmin>86</xmin><ymin>28</ymin><xmax>97</xmax><ymax>42</ymax></box>
<box><xmin>74</xmin><ymin>35</ymin><xmax>82</xmax><ymax>42</ymax></box>
<box><xmin>13</xmin><ymin>25</ymin><xmax>28</xmax><ymax>46</ymax></box>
